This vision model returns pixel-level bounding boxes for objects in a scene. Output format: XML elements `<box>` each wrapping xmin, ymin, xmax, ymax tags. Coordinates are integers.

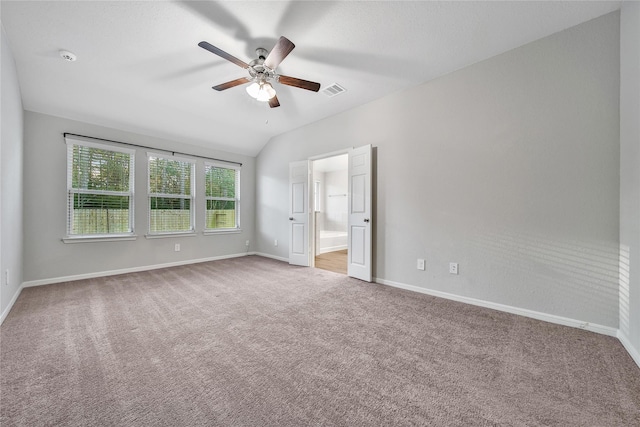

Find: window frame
<box><xmin>204</xmin><ymin>161</ymin><xmax>241</xmax><ymax>233</ymax></box>
<box><xmin>65</xmin><ymin>138</ymin><xmax>136</xmax><ymax>241</ymax></box>
<box><xmin>147</xmin><ymin>153</ymin><xmax>196</xmax><ymax>236</ymax></box>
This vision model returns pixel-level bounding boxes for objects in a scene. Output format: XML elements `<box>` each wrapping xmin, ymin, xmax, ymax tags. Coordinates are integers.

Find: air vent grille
<box><xmin>322</xmin><ymin>83</ymin><xmax>346</xmax><ymax>98</ymax></box>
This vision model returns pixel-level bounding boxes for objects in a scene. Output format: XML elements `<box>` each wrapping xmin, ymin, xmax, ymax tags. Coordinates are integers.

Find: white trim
<box><xmin>145</xmin><ymin>232</ymin><xmax>196</xmax><ymax>239</ymax></box>
<box><xmin>308</xmin><ymin>148</ymin><xmax>351</xmax><ymax>161</ymax></box>
<box><xmin>373</xmin><ymin>277</ymin><xmax>618</xmax><ymax>337</ymax></box>
<box><xmin>205</xmin><ymin>160</ymin><xmax>241</xmax><ymax>171</ymax></box>
<box><xmin>254</xmin><ymin>252</ymin><xmax>289</xmax><ymax>263</ymax></box>
<box><xmin>22</xmin><ymin>252</ymin><xmax>253</xmax><ymax>288</ymax></box>
<box><xmin>617</xmin><ymin>331</ymin><xmax>640</xmax><ymax>369</ymax></box>
<box><xmin>318</xmin><ymin>245</ymin><xmax>348</xmax><ymax>254</ymax></box>
<box><xmin>0</xmin><ymin>284</ymin><xmax>23</xmax><ymax>325</ymax></box>
<box><xmin>63</xmin><ymin>235</ymin><xmax>137</xmax><ymax>243</ymax></box>
<box><xmin>203</xmin><ymin>228</ymin><xmax>242</xmax><ymax>235</ymax></box>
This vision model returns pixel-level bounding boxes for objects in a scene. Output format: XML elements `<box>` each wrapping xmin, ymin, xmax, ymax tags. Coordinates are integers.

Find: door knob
<box><xmin>289</xmin><ymin>217</ymin><xmax>294</xmax><ymax>220</ymax></box>
<box><xmin>364</xmin><ymin>218</ymin><xmax>370</xmax><ymax>223</ymax></box>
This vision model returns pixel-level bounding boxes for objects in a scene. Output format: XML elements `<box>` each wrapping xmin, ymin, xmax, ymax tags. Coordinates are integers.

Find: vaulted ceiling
<box><xmin>1</xmin><ymin>1</ymin><xmax>620</xmax><ymax>156</ymax></box>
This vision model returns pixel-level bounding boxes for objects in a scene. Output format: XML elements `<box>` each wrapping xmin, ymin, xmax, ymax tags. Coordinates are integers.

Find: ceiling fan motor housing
<box><xmin>248</xmin><ymin>48</ymin><xmax>275</xmax><ymax>82</ymax></box>
<box><xmin>255</xmin><ymin>48</ymin><xmax>268</xmax><ymax>60</ymax></box>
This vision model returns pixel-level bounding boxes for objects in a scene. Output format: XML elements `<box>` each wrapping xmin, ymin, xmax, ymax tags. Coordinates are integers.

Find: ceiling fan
<box><xmin>198</xmin><ymin>36</ymin><xmax>321</xmax><ymax>108</ymax></box>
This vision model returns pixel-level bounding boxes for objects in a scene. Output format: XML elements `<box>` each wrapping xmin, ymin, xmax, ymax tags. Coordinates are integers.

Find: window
<box><xmin>66</xmin><ymin>139</ymin><xmax>135</xmax><ymax>237</ymax></box>
<box><xmin>148</xmin><ymin>155</ymin><xmax>195</xmax><ymax>234</ymax></box>
<box><xmin>205</xmin><ymin>162</ymin><xmax>240</xmax><ymax>231</ymax></box>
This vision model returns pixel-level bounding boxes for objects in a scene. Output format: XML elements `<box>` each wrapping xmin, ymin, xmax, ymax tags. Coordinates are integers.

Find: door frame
<box><xmin>308</xmin><ymin>149</ymin><xmax>352</xmax><ymax>267</ymax></box>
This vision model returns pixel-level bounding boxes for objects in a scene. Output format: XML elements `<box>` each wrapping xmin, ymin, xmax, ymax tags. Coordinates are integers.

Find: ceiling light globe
<box><xmin>264</xmin><ymin>83</ymin><xmax>277</xmax><ymax>99</ymax></box>
<box><xmin>256</xmin><ymin>83</ymin><xmax>276</xmax><ymax>102</ymax></box>
<box><xmin>256</xmin><ymin>89</ymin><xmax>271</xmax><ymax>102</ymax></box>
<box><xmin>245</xmin><ymin>82</ymin><xmax>261</xmax><ymax>99</ymax></box>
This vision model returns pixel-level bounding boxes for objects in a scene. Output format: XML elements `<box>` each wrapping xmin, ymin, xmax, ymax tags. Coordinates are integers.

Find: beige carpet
<box><xmin>1</xmin><ymin>255</ymin><xmax>639</xmax><ymax>426</ymax></box>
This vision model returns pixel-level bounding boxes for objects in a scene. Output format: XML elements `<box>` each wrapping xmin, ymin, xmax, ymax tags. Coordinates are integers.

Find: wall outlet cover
<box><xmin>449</xmin><ymin>262</ymin><xmax>459</xmax><ymax>275</ymax></box>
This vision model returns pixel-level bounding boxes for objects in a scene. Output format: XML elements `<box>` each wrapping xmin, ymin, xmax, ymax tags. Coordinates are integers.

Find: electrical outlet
<box><xmin>245</xmin><ymin>240</ymin><xmax>250</xmax><ymax>247</ymax></box>
<box><xmin>274</xmin><ymin>239</ymin><xmax>278</xmax><ymax>247</ymax></box>
<box><xmin>417</xmin><ymin>259</ymin><xmax>425</xmax><ymax>270</ymax></box>
<box><xmin>449</xmin><ymin>262</ymin><xmax>459</xmax><ymax>275</ymax></box>
<box><xmin>174</xmin><ymin>243</ymin><xmax>181</xmax><ymax>252</ymax></box>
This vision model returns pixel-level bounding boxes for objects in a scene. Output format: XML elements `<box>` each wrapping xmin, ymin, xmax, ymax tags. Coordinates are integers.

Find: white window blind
<box><xmin>205</xmin><ymin>162</ymin><xmax>240</xmax><ymax>230</ymax></box>
<box><xmin>66</xmin><ymin>139</ymin><xmax>135</xmax><ymax>237</ymax></box>
<box><xmin>148</xmin><ymin>154</ymin><xmax>195</xmax><ymax>234</ymax></box>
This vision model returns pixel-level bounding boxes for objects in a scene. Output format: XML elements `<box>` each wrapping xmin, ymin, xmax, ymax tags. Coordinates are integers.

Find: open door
<box><xmin>289</xmin><ymin>160</ymin><xmax>310</xmax><ymax>266</ymax></box>
<box><xmin>347</xmin><ymin>145</ymin><xmax>372</xmax><ymax>281</ymax></box>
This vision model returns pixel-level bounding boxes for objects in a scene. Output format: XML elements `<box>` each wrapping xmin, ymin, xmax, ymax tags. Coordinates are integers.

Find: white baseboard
<box><xmin>0</xmin><ymin>285</ymin><xmax>24</xmax><ymax>325</ymax></box>
<box><xmin>22</xmin><ymin>252</ymin><xmax>253</xmax><ymax>288</ymax></box>
<box><xmin>253</xmin><ymin>252</ymin><xmax>289</xmax><ymax>263</ymax></box>
<box><xmin>318</xmin><ymin>245</ymin><xmax>348</xmax><ymax>255</ymax></box>
<box><xmin>374</xmin><ymin>277</ymin><xmax>619</xmax><ymax>338</ymax></box>
<box><xmin>617</xmin><ymin>331</ymin><xmax>640</xmax><ymax>369</ymax></box>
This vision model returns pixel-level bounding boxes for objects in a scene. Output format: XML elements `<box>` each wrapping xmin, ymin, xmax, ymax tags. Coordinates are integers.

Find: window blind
<box><xmin>66</xmin><ymin>139</ymin><xmax>135</xmax><ymax>236</ymax></box>
<box><xmin>205</xmin><ymin>162</ymin><xmax>240</xmax><ymax>230</ymax></box>
<box><xmin>148</xmin><ymin>155</ymin><xmax>195</xmax><ymax>233</ymax></box>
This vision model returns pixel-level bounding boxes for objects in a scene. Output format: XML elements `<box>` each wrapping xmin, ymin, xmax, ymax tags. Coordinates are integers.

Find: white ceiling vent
<box><xmin>322</xmin><ymin>83</ymin><xmax>346</xmax><ymax>98</ymax></box>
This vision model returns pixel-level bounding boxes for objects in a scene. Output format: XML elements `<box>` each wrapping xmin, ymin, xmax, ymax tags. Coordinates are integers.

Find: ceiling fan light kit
<box><xmin>198</xmin><ymin>36</ymin><xmax>321</xmax><ymax>108</ymax></box>
<box><xmin>246</xmin><ymin>81</ymin><xmax>277</xmax><ymax>102</ymax></box>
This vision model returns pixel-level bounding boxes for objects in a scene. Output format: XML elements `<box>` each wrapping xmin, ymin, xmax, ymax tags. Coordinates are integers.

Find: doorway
<box><xmin>288</xmin><ymin>145</ymin><xmax>372</xmax><ymax>282</ymax></box>
<box><xmin>312</xmin><ymin>154</ymin><xmax>348</xmax><ymax>274</ymax></box>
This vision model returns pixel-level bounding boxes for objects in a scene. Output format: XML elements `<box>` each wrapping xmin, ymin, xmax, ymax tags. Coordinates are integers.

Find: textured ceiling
<box><xmin>1</xmin><ymin>1</ymin><xmax>621</xmax><ymax>156</ymax></box>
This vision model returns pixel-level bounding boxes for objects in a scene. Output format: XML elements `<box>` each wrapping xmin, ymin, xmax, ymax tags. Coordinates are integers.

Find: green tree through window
<box><xmin>148</xmin><ymin>155</ymin><xmax>194</xmax><ymax>233</ymax></box>
<box><xmin>205</xmin><ymin>163</ymin><xmax>240</xmax><ymax>230</ymax></box>
<box><xmin>67</xmin><ymin>140</ymin><xmax>134</xmax><ymax>236</ymax></box>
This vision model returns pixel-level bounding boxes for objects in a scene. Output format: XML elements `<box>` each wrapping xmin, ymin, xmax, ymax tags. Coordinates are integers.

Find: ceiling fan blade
<box><xmin>264</xmin><ymin>36</ymin><xmax>295</xmax><ymax>70</ymax></box>
<box><xmin>278</xmin><ymin>75</ymin><xmax>321</xmax><ymax>92</ymax></box>
<box><xmin>269</xmin><ymin>96</ymin><xmax>280</xmax><ymax>108</ymax></box>
<box><xmin>212</xmin><ymin>77</ymin><xmax>251</xmax><ymax>91</ymax></box>
<box><xmin>198</xmin><ymin>41</ymin><xmax>249</xmax><ymax>69</ymax></box>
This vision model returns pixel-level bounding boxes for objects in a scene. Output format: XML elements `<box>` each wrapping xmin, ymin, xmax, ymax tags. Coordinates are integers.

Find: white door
<box><xmin>347</xmin><ymin>145</ymin><xmax>372</xmax><ymax>281</ymax></box>
<box><xmin>289</xmin><ymin>160</ymin><xmax>310</xmax><ymax>266</ymax></box>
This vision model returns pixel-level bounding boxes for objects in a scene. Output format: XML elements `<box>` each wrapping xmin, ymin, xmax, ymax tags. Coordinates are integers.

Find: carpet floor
<box><xmin>1</xmin><ymin>255</ymin><xmax>639</xmax><ymax>426</ymax></box>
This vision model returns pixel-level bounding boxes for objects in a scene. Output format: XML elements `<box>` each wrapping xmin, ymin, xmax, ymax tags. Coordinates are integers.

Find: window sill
<box><xmin>203</xmin><ymin>228</ymin><xmax>242</xmax><ymax>235</ymax></box>
<box><xmin>145</xmin><ymin>232</ymin><xmax>197</xmax><ymax>239</ymax></box>
<box><xmin>63</xmin><ymin>234</ymin><xmax>138</xmax><ymax>244</ymax></box>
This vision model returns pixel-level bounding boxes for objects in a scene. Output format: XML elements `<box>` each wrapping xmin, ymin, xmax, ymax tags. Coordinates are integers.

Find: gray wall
<box><xmin>23</xmin><ymin>111</ymin><xmax>255</xmax><ymax>282</ymax></box>
<box><xmin>1</xmin><ymin>24</ymin><xmax>24</xmax><ymax>316</ymax></box>
<box><xmin>619</xmin><ymin>2</ymin><xmax>640</xmax><ymax>359</ymax></box>
<box><xmin>256</xmin><ymin>13</ymin><xmax>621</xmax><ymax>328</ymax></box>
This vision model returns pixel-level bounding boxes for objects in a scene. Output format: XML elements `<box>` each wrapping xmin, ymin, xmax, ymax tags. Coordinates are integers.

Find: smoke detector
<box><xmin>59</xmin><ymin>50</ymin><xmax>77</xmax><ymax>62</ymax></box>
